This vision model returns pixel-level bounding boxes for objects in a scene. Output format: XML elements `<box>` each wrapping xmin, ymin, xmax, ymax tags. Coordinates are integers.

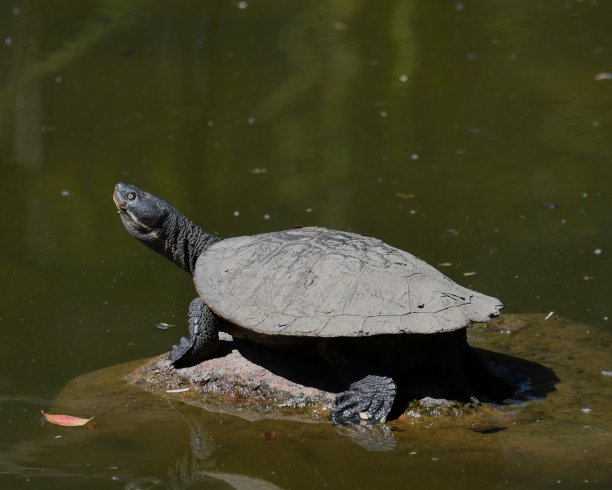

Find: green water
<box><xmin>1</xmin><ymin>1</ymin><xmax>611</xmax><ymax>488</ymax></box>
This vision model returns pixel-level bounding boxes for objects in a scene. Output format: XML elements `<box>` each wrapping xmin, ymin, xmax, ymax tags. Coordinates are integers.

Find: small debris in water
<box><xmin>580</xmin><ymin>407</ymin><xmax>593</xmax><ymax>414</ymax></box>
<box><xmin>247</xmin><ymin>116</ymin><xmax>255</xmax><ymax>125</ymax></box>
<box><xmin>601</xmin><ymin>371</ymin><xmax>612</xmax><ymax>377</ymax></box>
<box><xmin>438</xmin><ymin>262</ymin><xmax>453</xmax><ymax>267</ymax></box>
<box><xmin>250</xmin><ymin>167</ymin><xmax>267</xmax><ymax>174</ymax></box>
<box><xmin>155</xmin><ymin>322</ymin><xmax>174</xmax><ymax>331</ymax></box>
<box><xmin>431</xmin><ymin>457</ymin><xmax>439</xmax><ymax>461</ymax></box>
<box><xmin>166</xmin><ymin>388</ymin><xmax>189</xmax><ymax>393</ymax></box>
<box><xmin>410</xmin><ymin>153</ymin><xmax>419</xmax><ymax>160</ymax></box>
<box><xmin>583</xmin><ymin>275</ymin><xmax>595</xmax><ymax>281</ymax></box>
<box><xmin>333</xmin><ymin>21</ymin><xmax>347</xmax><ymax>31</ymax></box>
<box><xmin>593</xmin><ymin>248</ymin><xmax>602</xmax><ymax>255</ymax></box>
<box><xmin>604</xmin><ymin>316</ymin><xmax>608</xmax><ymax>321</ymax></box>
<box><xmin>395</xmin><ymin>192</ymin><xmax>416</xmax><ymax>199</ymax></box>
<box><xmin>54</xmin><ymin>76</ymin><xmax>63</xmax><ymax>83</ymax></box>
<box><xmin>409</xmin><ymin>451</ymin><xmax>417</xmax><ymax>455</ymax></box>
<box><xmin>237</xmin><ymin>1</ymin><xmax>248</xmax><ymax>9</ymax></box>
<box><xmin>544</xmin><ymin>311</ymin><xmax>554</xmax><ymax>321</ymax></box>
<box><xmin>463</xmin><ymin>271</ymin><xmax>477</xmax><ymax>277</ymax></box>
<box><xmin>60</xmin><ymin>190</ymin><xmax>71</xmax><ymax>196</ymax></box>
<box><xmin>54</xmin><ymin>435</ymin><xmax>62</xmax><ymax>439</ymax></box>
<box><xmin>594</xmin><ymin>72</ymin><xmax>612</xmax><ymax>81</ymax></box>
<box><xmin>305</xmin><ymin>208</ymin><xmax>313</xmax><ymax>213</ymax></box>
<box><xmin>264</xmin><ymin>431</ymin><xmax>277</xmax><ymax>443</ymax></box>
<box><xmin>581</xmin><ymin>192</ymin><xmax>588</xmax><ymax>198</ymax></box>
<box><xmin>399</xmin><ymin>74</ymin><xmax>409</xmax><ymax>82</ymax></box>
<box><xmin>380</xmin><ymin>110</ymin><xmax>388</xmax><ymax>118</ymax></box>
<box><xmin>233</xmin><ymin>210</ymin><xmax>240</xmax><ymax>217</ymax></box>
<box><xmin>4</xmin><ymin>37</ymin><xmax>13</xmax><ymax>46</ymax></box>
<box><xmin>263</xmin><ymin>213</ymin><xmax>271</xmax><ymax>220</ymax></box>
<box><xmin>542</xmin><ymin>202</ymin><xmax>560</xmax><ymax>210</ymax></box>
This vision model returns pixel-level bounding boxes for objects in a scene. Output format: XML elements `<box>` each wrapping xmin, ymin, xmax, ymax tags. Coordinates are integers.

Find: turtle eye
<box><xmin>126</xmin><ymin>192</ymin><xmax>136</xmax><ymax>201</ymax></box>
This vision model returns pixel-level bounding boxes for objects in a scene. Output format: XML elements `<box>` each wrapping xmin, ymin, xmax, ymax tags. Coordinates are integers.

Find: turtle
<box><xmin>113</xmin><ymin>182</ymin><xmax>507</xmax><ymax>425</ymax></box>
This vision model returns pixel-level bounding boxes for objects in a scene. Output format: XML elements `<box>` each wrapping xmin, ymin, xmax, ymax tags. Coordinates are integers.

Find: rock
<box><xmin>125</xmin><ymin>337</ymin><xmax>337</xmax><ymax>422</ymax></box>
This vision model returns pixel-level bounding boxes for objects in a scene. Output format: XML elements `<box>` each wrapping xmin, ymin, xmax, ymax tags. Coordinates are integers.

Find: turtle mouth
<box><xmin>113</xmin><ymin>189</ymin><xmax>128</xmax><ymax>212</ymax></box>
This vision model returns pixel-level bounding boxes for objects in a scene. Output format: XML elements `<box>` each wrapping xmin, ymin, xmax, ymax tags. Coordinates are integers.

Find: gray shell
<box><xmin>194</xmin><ymin>227</ymin><xmax>502</xmax><ymax>338</ymax></box>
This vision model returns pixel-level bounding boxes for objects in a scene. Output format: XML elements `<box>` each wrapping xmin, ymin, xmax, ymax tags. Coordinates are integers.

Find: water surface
<box><xmin>1</xmin><ymin>1</ymin><xmax>611</xmax><ymax>488</ymax></box>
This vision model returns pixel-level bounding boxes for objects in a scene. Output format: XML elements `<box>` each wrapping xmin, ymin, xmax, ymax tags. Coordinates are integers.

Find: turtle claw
<box><xmin>331</xmin><ymin>375</ymin><xmax>396</xmax><ymax>425</ymax></box>
<box><xmin>169</xmin><ymin>298</ymin><xmax>220</xmax><ymax>368</ymax></box>
<box><xmin>169</xmin><ymin>336</ymin><xmax>195</xmax><ymax>367</ymax></box>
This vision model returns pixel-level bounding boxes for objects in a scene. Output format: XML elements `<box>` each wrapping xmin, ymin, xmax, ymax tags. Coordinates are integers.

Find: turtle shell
<box><xmin>194</xmin><ymin>227</ymin><xmax>502</xmax><ymax>337</ymax></box>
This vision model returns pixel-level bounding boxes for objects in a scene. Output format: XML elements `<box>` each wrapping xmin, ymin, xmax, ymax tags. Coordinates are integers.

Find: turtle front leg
<box><xmin>169</xmin><ymin>298</ymin><xmax>219</xmax><ymax>368</ymax></box>
<box><xmin>331</xmin><ymin>375</ymin><xmax>397</xmax><ymax>425</ymax></box>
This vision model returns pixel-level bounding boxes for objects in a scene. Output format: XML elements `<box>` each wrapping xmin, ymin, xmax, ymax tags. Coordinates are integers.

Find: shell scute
<box><xmin>195</xmin><ymin>227</ymin><xmax>502</xmax><ymax>337</ymax></box>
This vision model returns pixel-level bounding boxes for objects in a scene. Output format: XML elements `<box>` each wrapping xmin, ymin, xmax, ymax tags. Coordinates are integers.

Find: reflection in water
<box><xmin>1</xmin><ymin>312</ymin><xmax>612</xmax><ymax>489</ymax></box>
<box><xmin>11</xmin><ymin>1</ymin><xmax>43</xmax><ymax>170</ymax></box>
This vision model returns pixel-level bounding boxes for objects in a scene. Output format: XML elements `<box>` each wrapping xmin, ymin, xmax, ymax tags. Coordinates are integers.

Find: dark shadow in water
<box><xmin>474</xmin><ymin>347</ymin><xmax>560</xmax><ymax>401</ymax></box>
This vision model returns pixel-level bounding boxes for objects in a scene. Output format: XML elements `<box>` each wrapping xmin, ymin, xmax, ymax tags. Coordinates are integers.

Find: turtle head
<box><xmin>113</xmin><ymin>182</ymin><xmax>219</xmax><ymax>274</ymax></box>
<box><xmin>113</xmin><ymin>182</ymin><xmax>173</xmax><ymax>243</ymax></box>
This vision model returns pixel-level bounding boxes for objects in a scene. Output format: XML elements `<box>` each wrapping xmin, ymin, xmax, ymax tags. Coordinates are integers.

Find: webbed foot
<box><xmin>331</xmin><ymin>375</ymin><xmax>396</xmax><ymax>425</ymax></box>
<box><xmin>169</xmin><ymin>298</ymin><xmax>219</xmax><ymax>368</ymax></box>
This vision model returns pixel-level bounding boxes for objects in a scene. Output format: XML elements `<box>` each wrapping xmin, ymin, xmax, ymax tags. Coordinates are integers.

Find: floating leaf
<box><xmin>41</xmin><ymin>410</ymin><xmax>94</xmax><ymax>427</ymax></box>
<box><xmin>155</xmin><ymin>322</ymin><xmax>174</xmax><ymax>331</ymax></box>
<box><xmin>594</xmin><ymin>72</ymin><xmax>612</xmax><ymax>81</ymax></box>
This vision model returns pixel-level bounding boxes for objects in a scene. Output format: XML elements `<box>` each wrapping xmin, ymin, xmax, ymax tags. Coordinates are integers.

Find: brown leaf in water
<box><xmin>264</xmin><ymin>431</ymin><xmax>277</xmax><ymax>443</ymax></box>
<box><xmin>41</xmin><ymin>410</ymin><xmax>94</xmax><ymax>427</ymax></box>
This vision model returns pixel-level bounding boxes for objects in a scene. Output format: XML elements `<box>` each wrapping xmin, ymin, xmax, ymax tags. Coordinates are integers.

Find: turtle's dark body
<box><xmin>113</xmin><ymin>183</ymin><xmax>508</xmax><ymax>424</ymax></box>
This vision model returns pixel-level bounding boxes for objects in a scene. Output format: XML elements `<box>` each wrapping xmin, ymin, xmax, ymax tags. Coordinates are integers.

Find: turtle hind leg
<box><xmin>331</xmin><ymin>375</ymin><xmax>397</xmax><ymax>425</ymax></box>
<box><xmin>169</xmin><ymin>298</ymin><xmax>219</xmax><ymax>368</ymax></box>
